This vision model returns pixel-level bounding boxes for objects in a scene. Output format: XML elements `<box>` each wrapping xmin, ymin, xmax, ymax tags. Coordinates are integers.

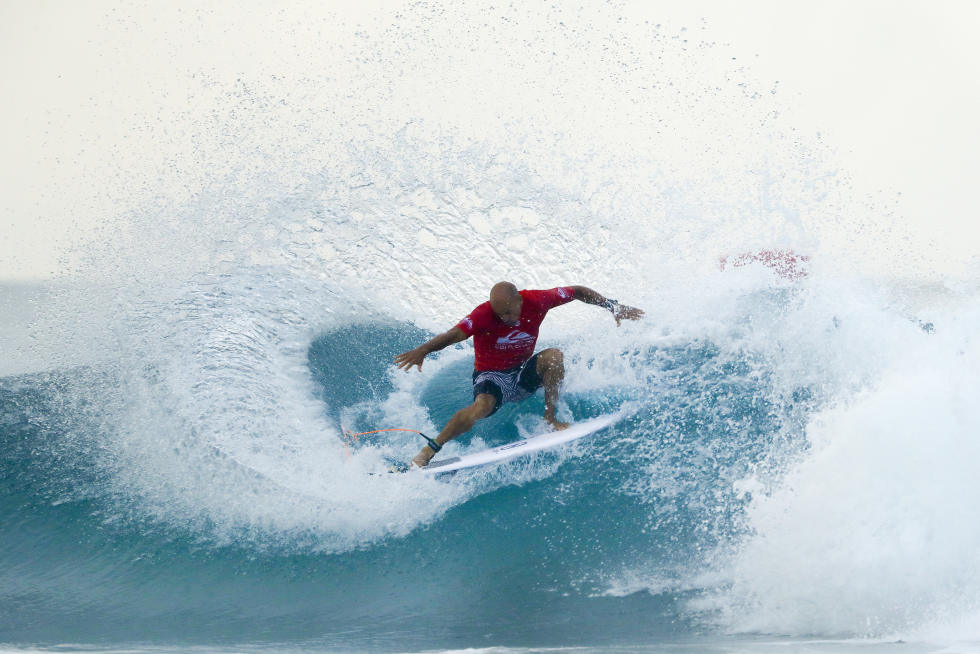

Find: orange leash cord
<box><xmin>340</xmin><ymin>426</ymin><xmax>439</xmax><ymax>458</ymax></box>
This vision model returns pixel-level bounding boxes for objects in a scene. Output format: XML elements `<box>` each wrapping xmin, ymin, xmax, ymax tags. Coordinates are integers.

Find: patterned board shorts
<box><xmin>472</xmin><ymin>351</ymin><xmax>544</xmax><ymax>416</ymax></box>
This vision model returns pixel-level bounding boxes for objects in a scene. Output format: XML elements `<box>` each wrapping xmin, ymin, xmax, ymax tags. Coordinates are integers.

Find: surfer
<box><xmin>394</xmin><ymin>282</ymin><xmax>643</xmax><ymax>468</ymax></box>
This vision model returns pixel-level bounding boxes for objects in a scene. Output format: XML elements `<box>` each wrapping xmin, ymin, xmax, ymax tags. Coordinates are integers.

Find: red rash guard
<box><xmin>455</xmin><ymin>287</ymin><xmax>575</xmax><ymax>371</ymax></box>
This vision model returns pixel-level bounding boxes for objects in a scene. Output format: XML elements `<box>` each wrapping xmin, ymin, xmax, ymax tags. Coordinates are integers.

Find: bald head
<box><xmin>490</xmin><ymin>281</ymin><xmax>518</xmax><ymax>303</ymax></box>
<box><xmin>489</xmin><ymin>281</ymin><xmax>522</xmax><ymax>325</ymax></box>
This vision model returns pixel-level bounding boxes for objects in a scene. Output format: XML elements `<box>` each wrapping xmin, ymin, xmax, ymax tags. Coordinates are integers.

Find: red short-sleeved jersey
<box><xmin>455</xmin><ymin>287</ymin><xmax>575</xmax><ymax>371</ymax></box>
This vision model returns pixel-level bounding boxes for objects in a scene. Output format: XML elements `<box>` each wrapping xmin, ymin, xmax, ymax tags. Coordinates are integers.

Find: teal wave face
<box><xmin>0</xmin><ymin>326</ymin><xmax>806</xmax><ymax>649</ymax></box>
<box><xmin>307</xmin><ymin>322</ymin><xmax>429</xmax><ymax>418</ymax></box>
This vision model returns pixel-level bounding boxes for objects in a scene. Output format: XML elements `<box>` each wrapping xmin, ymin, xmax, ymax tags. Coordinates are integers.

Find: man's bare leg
<box><xmin>412</xmin><ymin>394</ymin><xmax>497</xmax><ymax>468</ymax></box>
<box><xmin>536</xmin><ymin>348</ymin><xmax>570</xmax><ymax>430</ymax></box>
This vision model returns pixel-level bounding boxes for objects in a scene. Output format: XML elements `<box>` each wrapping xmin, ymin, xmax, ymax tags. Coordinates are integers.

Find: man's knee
<box><xmin>468</xmin><ymin>394</ymin><xmax>497</xmax><ymax>421</ymax></box>
<box><xmin>537</xmin><ymin>348</ymin><xmax>564</xmax><ymax>374</ymax></box>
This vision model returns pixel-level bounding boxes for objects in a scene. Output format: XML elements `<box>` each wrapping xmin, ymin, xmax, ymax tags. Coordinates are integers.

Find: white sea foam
<box><xmin>702</xmin><ymin>296</ymin><xmax>980</xmax><ymax>638</ymax></box>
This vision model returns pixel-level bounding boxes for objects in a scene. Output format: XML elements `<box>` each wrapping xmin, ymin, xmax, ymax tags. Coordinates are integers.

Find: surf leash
<box><xmin>341</xmin><ymin>426</ymin><xmax>441</xmax><ymax>456</ymax></box>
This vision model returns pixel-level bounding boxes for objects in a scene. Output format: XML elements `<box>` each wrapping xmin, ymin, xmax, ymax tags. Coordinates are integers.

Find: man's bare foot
<box><xmin>545</xmin><ymin>417</ymin><xmax>570</xmax><ymax>430</ymax></box>
<box><xmin>411</xmin><ymin>453</ymin><xmax>431</xmax><ymax>468</ymax></box>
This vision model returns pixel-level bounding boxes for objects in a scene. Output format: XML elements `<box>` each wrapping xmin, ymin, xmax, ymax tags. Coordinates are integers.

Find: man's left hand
<box><xmin>614</xmin><ymin>305</ymin><xmax>644</xmax><ymax>326</ymax></box>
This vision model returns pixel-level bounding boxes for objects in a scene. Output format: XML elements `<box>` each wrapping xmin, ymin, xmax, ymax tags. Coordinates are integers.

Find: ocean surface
<box><xmin>3</xmin><ymin>6</ymin><xmax>980</xmax><ymax>653</ymax></box>
<box><xmin>3</xmin><ymin>250</ymin><xmax>979</xmax><ymax>654</ymax></box>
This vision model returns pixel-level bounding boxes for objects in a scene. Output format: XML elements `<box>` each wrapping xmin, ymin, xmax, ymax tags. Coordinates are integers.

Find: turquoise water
<box><xmin>3</xmin><ymin>268</ymin><xmax>978</xmax><ymax>653</ymax></box>
<box><xmin>0</xmin><ymin>314</ymin><xmax>784</xmax><ymax>648</ymax></box>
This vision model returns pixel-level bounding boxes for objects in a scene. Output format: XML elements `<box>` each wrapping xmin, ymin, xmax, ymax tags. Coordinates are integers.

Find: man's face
<box><xmin>491</xmin><ymin>296</ymin><xmax>522</xmax><ymax>326</ymax></box>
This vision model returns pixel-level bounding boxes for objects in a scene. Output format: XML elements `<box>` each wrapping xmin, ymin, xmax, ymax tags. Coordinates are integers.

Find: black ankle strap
<box><xmin>421</xmin><ymin>433</ymin><xmax>441</xmax><ymax>453</ymax></box>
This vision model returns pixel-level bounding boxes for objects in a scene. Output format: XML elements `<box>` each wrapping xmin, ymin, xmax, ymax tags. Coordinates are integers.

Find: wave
<box><xmin>8</xmin><ymin>251</ymin><xmax>973</xmax><ymax>647</ymax></box>
<box><xmin>3</xmin><ymin>7</ymin><xmax>978</xmax><ymax>645</ymax></box>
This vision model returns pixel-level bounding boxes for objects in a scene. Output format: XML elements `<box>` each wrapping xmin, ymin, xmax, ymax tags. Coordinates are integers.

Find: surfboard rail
<box><xmin>419</xmin><ymin>411</ymin><xmax>623</xmax><ymax>475</ymax></box>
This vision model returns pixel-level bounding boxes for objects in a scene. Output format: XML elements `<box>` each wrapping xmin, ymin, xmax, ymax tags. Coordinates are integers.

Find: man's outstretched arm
<box><xmin>394</xmin><ymin>326</ymin><xmax>469</xmax><ymax>372</ymax></box>
<box><xmin>569</xmin><ymin>285</ymin><xmax>645</xmax><ymax>326</ymax></box>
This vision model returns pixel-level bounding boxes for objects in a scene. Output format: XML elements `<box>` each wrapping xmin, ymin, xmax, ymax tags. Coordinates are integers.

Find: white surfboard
<box><xmin>420</xmin><ymin>411</ymin><xmax>623</xmax><ymax>475</ymax></box>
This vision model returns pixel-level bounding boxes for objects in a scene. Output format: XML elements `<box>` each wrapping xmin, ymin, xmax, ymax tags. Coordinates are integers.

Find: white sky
<box><xmin>2</xmin><ymin>0</ymin><xmax>978</xmax><ymax>281</ymax></box>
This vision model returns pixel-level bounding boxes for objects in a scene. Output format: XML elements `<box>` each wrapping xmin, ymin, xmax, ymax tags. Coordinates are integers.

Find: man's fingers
<box><xmin>394</xmin><ymin>350</ymin><xmax>424</xmax><ymax>372</ymax></box>
<box><xmin>613</xmin><ymin>306</ymin><xmax>644</xmax><ymax>324</ymax></box>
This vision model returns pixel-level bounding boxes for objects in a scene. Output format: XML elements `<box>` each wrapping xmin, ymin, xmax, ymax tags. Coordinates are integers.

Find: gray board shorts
<box><xmin>471</xmin><ymin>351</ymin><xmax>544</xmax><ymax>416</ymax></box>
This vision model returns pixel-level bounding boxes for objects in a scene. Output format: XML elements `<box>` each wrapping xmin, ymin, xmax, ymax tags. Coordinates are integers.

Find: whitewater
<box><xmin>3</xmin><ymin>4</ymin><xmax>979</xmax><ymax>653</ymax></box>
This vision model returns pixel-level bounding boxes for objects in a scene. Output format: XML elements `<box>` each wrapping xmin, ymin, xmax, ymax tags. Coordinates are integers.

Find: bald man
<box><xmin>394</xmin><ymin>283</ymin><xmax>644</xmax><ymax>468</ymax></box>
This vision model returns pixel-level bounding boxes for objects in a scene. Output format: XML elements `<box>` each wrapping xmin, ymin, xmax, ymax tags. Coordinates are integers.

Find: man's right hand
<box><xmin>394</xmin><ymin>347</ymin><xmax>428</xmax><ymax>372</ymax></box>
<box><xmin>394</xmin><ymin>327</ymin><xmax>469</xmax><ymax>372</ymax></box>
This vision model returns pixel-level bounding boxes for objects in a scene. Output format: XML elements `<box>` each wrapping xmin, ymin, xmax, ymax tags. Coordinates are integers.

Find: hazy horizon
<box><xmin>3</xmin><ymin>1</ymin><xmax>979</xmax><ymax>282</ymax></box>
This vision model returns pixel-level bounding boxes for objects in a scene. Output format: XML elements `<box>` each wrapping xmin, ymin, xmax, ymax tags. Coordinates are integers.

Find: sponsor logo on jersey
<box><xmin>496</xmin><ymin>329</ymin><xmax>534</xmax><ymax>346</ymax></box>
<box><xmin>557</xmin><ymin>287</ymin><xmax>570</xmax><ymax>299</ymax></box>
<box><xmin>461</xmin><ymin>316</ymin><xmax>473</xmax><ymax>330</ymax></box>
<box><xmin>497</xmin><ymin>329</ymin><xmax>536</xmax><ymax>350</ymax></box>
